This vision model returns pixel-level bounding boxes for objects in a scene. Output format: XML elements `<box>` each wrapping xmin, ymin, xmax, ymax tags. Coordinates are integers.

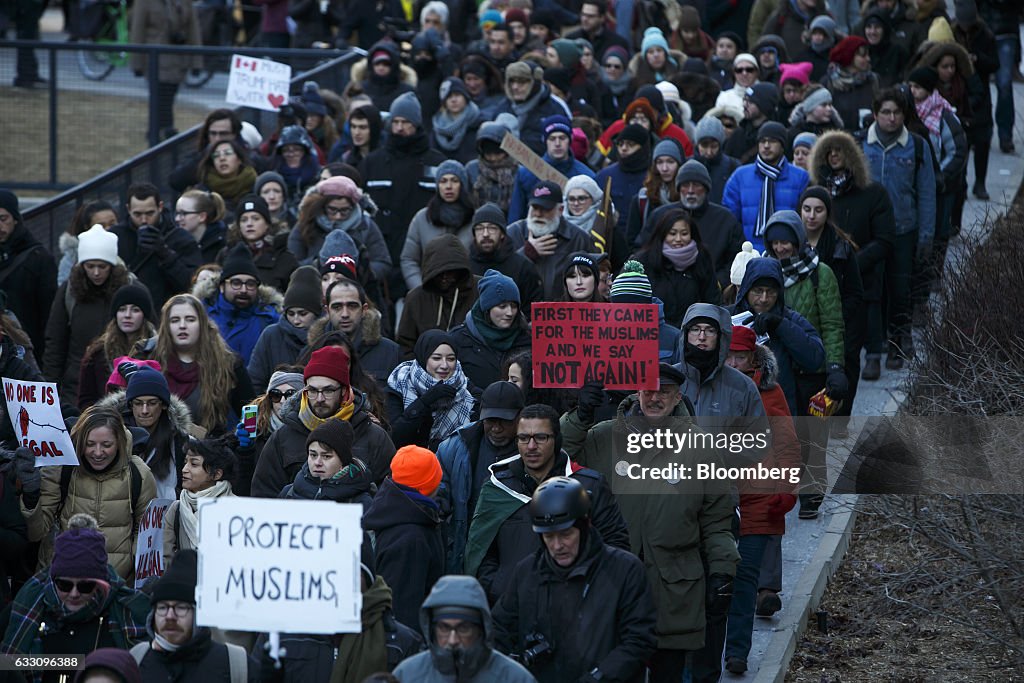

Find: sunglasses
<box><xmin>55</xmin><ymin>578</ymin><xmax>98</xmax><ymax>594</ymax></box>
<box><xmin>734</xmin><ymin>66</ymin><xmax>758</xmax><ymax>74</ymax></box>
<box><xmin>268</xmin><ymin>389</ymin><xmax>298</xmax><ymax>403</ymax></box>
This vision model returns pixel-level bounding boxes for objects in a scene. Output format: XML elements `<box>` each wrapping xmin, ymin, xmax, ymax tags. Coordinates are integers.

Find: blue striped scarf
<box><xmin>754</xmin><ymin>155</ymin><xmax>784</xmax><ymax>238</ymax></box>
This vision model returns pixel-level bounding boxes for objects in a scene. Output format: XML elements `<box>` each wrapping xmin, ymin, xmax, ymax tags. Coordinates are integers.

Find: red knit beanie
<box><xmin>304</xmin><ymin>346</ymin><xmax>351</xmax><ymax>387</ymax></box>
<box><xmin>391</xmin><ymin>445</ymin><xmax>443</xmax><ymax>496</ymax></box>
<box><xmin>828</xmin><ymin>36</ymin><xmax>868</xmax><ymax>68</ymax></box>
<box><xmin>730</xmin><ymin>325</ymin><xmax>757</xmax><ymax>352</ymax></box>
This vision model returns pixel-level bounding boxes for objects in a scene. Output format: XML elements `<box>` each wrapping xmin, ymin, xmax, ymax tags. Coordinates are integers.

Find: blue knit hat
<box><xmin>436</xmin><ymin>159</ymin><xmax>468</xmax><ymax>189</ymax></box>
<box><xmin>541</xmin><ymin>114</ymin><xmax>573</xmax><ymax>143</ymax></box>
<box><xmin>793</xmin><ymin>131</ymin><xmax>818</xmax><ymax>150</ymax></box>
<box><xmin>641</xmin><ymin>27</ymin><xmax>669</xmax><ymax>55</ymax></box>
<box><xmin>125</xmin><ymin>367</ymin><xmax>170</xmax><ymax>404</ymax></box>
<box><xmin>477</xmin><ymin>269</ymin><xmax>520</xmax><ymax>311</ymax></box>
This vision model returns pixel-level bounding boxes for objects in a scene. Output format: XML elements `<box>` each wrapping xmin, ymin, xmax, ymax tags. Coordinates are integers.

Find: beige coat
<box><xmin>129</xmin><ymin>0</ymin><xmax>202</xmax><ymax>83</ymax></box>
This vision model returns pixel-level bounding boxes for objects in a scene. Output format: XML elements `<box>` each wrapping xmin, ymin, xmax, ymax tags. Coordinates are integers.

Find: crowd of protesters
<box><xmin>0</xmin><ymin>0</ymin><xmax>1020</xmax><ymax>680</ymax></box>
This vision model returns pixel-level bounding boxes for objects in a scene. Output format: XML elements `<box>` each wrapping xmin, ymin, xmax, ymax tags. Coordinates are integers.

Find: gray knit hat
<box><xmin>436</xmin><ymin>159</ymin><xmax>468</xmax><ymax>189</ymax></box>
<box><xmin>675</xmin><ymin>159</ymin><xmax>712</xmax><ymax>190</ymax></box>
<box><xmin>390</xmin><ymin>92</ymin><xmax>423</xmax><ymax>128</ymax></box>
<box><xmin>472</xmin><ymin>202</ymin><xmax>507</xmax><ymax>232</ymax></box>
<box><xmin>694</xmin><ymin>116</ymin><xmax>725</xmax><ymax>145</ymax></box>
<box><xmin>652</xmin><ymin>139</ymin><xmax>683</xmax><ymax>165</ymax></box>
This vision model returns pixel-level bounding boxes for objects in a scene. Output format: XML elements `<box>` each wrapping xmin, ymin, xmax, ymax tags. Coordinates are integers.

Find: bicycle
<box><xmin>76</xmin><ymin>0</ymin><xmax>130</xmax><ymax>81</ymax></box>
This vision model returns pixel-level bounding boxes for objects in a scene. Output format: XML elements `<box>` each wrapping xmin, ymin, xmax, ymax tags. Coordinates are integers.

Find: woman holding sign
<box><xmin>16</xmin><ymin>405</ymin><xmax>157</xmax><ymax>580</ymax></box>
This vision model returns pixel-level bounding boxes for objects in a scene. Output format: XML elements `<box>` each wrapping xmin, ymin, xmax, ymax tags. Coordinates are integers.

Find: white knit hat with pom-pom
<box><xmin>730</xmin><ymin>241</ymin><xmax>758</xmax><ymax>287</ymax></box>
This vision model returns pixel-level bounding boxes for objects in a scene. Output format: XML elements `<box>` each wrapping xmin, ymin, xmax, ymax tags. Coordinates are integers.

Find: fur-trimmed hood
<box><xmin>348</xmin><ymin>59</ymin><xmax>418</xmax><ymax>90</ymax></box>
<box><xmin>307</xmin><ymin>306</ymin><xmax>384</xmax><ymax>349</ymax></box>
<box><xmin>916</xmin><ymin>40</ymin><xmax>974</xmax><ymax>79</ymax></box>
<box><xmin>96</xmin><ymin>388</ymin><xmax>197</xmax><ymax>435</ymax></box>
<box><xmin>809</xmin><ymin>129</ymin><xmax>872</xmax><ymax>189</ymax></box>
<box><xmin>190</xmin><ymin>275</ymin><xmax>284</xmax><ymax>312</ymax></box>
<box><xmin>628</xmin><ymin>48</ymin><xmax>688</xmax><ymax>79</ymax></box>
<box><xmin>788</xmin><ymin>95</ymin><xmax>846</xmax><ymax>129</ymax></box>
<box><xmin>59</xmin><ymin>232</ymin><xmax>78</xmax><ymax>258</ymax></box>
<box><xmin>751</xmin><ymin>343</ymin><xmax>780</xmax><ymax>390</ymax></box>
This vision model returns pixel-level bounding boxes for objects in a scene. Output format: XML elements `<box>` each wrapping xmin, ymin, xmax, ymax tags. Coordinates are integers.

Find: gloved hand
<box><xmin>752</xmin><ymin>312</ymin><xmax>783</xmax><ymax>336</ymax></box>
<box><xmin>766</xmin><ymin>493</ymin><xmax>797</xmax><ymax>519</ymax></box>
<box><xmin>234</xmin><ymin>421</ymin><xmax>253</xmax><ymax>450</ymax></box>
<box><xmin>117</xmin><ymin>360</ymin><xmax>140</xmax><ymax>382</ymax></box>
<box><xmin>136</xmin><ymin>225</ymin><xmax>165</xmax><ymax>255</ymax></box>
<box><xmin>576</xmin><ymin>382</ymin><xmax>604</xmax><ymax>424</ymax></box>
<box><xmin>420</xmin><ymin>382</ymin><xmax>458</xmax><ymax>408</ymax></box>
<box><xmin>706</xmin><ymin>573</ymin><xmax>734</xmax><ymax>616</ymax></box>
<box><xmin>825</xmin><ymin>363</ymin><xmax>849</xmax><ymax>401</ymax></box>
<box><xmin>15</xmin><ymin>447</ymin><xmax>40</xmax><ymax>495</ymax></box>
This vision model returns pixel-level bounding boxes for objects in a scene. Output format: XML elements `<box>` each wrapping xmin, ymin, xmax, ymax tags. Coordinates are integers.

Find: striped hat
<box><xmin>610</xmin><ymin>260</ymin><xmax>653</xmax><ymax>303</ymax></box>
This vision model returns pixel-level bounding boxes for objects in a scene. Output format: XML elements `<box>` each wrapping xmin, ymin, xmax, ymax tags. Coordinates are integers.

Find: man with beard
<box><xmin>436</xmin><ymin>380</ymin><xmax>525</xmax><ymax>573</ymax></box>
<box><xmin>467</xmin><ymin>203</ymin><xmax>543</xmax><ymax>319</ymax></box>
<box><xmin>639</xmin><ymin>160</ymin><xmax>745</xmax><ymax>289</ymax></box>
<box><xmin>596</xmin><ymin>124</ymin><xmax>653</xmax><ymax>234</ymax></box>
<box><xmin>508</xmin><ymin>115</ymin><xmax>595</xmax><ymax>223</ymax></box>
<box><xmin>494</xmin><ymin>61</ymin><xmax>572</xmax><ymax>157</ymax></box>
<box><xmin>360</xmin><ymin>91</ymin><xmax>447</xmax><ymax>309</ymax></box>
<box><xmin>203</xmin><ymin>241</ymin><xmax>280</xmax><ymax>366</ymax></box>
<box><xmin>506</xmin><ymin>182</ymin><xmax>592</xmax><ymax>301</ymax></box>
<box><xmin>392</xmin><ymin>575</ymin><xmax>535</xmax><ymax>682</ymax></box>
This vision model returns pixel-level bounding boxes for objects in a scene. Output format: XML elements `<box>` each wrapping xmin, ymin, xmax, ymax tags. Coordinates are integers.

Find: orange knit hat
<box><xmin>391</xmin><ymin>445</ymin><xmax>443</xmax><ymax>496</ymax></box>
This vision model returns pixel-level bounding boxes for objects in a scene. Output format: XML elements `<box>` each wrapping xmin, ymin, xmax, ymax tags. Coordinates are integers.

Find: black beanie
<box><xmin>151</xmin><ymin>549</ymin><xmax>198</xmax><ymax>605</ymax></box>
<box><xmin>110</xmin><ymin>283</ymin><xmax>155</xmax><ymax>321</ymax></box>
<box><xmin>283</xmin><ymin>265</ymin><xmax>323</xmax><ymax>315</ymax></box>
<box><xmin>220</xmin><ymin>242</ymin><xmax>261</xmax><ymax>283</ymax></box>
<box><xmin>907</xmin><ymin>66</ymin><xmax>938</xmax><ymax>93</ymax></box>
<box><xmin>236</xmin><ymin>194</ymin><xmax>273</xmax><ymax>226</ymax></box>
<box><xmin>306</xmin><ymin>419</ymin><xmax>355</xmax><ymax>466</ymax></box>
<box><xmin>617</xmin><ymin>123</ymin><xmax>649</xmax><ymax>146</ymax></box>
<box><xmin>471</xmin><ymin>202</ymin><xmax>507</xmax><ymax>232</ymax></box>
<box><xmin>0</xmin><ymin>190</ymin><xmax>21</xmax><ymax>224</ymax></box>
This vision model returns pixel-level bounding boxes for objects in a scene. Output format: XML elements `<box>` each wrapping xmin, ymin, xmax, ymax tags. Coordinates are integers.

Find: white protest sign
<box><xmin>2</xmin><ymin>378</ymin><xmax>78</xmax><ymax>467</ymax></box>
<box><xmin>197</xmin><ymin>497</ymin><xmax>363</xmax><ymax>634</ymax></box>
<box><xmin>135</xmin><ymin>498</ymin><xmax>173</xmax><ymax>588</ymax></box>
<box><xmin>226</xmin><ymin>54</ymin><xmax>291</xmax><ymax>112</ymax></box>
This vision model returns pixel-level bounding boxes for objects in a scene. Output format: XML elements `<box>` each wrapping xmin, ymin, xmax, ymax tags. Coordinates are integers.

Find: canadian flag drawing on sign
<box><xmin>235</xmin><ymin>57</ymin><xmax>258</xmax><ymax>71</ymax></box>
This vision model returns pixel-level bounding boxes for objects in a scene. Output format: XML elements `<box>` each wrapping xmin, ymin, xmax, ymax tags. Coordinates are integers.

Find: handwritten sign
<box><xmin>531</xmin><ymin>303</ymin><xmax>660</xmax><ymax>390</ymax></box>
<box><xmin>226</xmin><ymin>54</ymin><xmax>291</xmax><ymax>112</ymax></box>
<box><xmin>196</xmin><ymin>497</ymin><xmax>363</xmax><ymax>634</ymax></box>
<box><xmin>135</xmin><ymin>498</ymin><xmax>173</xmax><ymax>588</ymax></box>
<box><xmin>2</xmin><ymin>378</ymin><xmax>78</xmax><ymax>467</ymax></box>
<box><xmin>500</xmin><ymin>132</ymin><xmax>569</xmax><ymax>186</ymax></box>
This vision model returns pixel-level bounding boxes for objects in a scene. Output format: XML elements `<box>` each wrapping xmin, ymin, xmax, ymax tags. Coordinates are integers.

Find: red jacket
<box><xmin>597</xmin><ymin>114</ymin><xmax>694</xmax><ymax>157</ymax></box>
<box><xmin>738</xmin><ymin>344</ymin><xmax>801</xmax><ymax>536</ymax></box>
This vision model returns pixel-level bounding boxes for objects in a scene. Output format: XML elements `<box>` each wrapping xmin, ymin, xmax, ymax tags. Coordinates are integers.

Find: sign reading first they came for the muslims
<box><xmin>2</xmin><ymin>378</ymin><xmax>78</xmax><ymax>467</ymax></box>
<box><xmin>531</xmin><ymin>303</ymin><xmax>660</xmax><ymax>391</ymax></box>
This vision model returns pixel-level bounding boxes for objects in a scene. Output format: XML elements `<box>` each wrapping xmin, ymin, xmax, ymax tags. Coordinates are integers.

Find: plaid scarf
<box><xmin>915</xmin><ymin>89</ymin><xmax>954</xmax><ymax>138</ymax></box>
<box><xmin>779</xmin><ymin>246</ymin><xmax>820</xmax><ymax>288</ymax></box>
<box><xmin>387</xmin><ymin>359</ymin><xmax>474</xmax><ymax>444</ymax></box>
<box><xmin>754</xmin><ymin>155</ymin><xmax>784</xmax><ymax>238</ymax></box>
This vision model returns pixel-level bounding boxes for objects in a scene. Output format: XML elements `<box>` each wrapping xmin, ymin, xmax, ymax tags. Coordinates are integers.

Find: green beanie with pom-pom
<box><xmin>610</xmin><ymin>260</ymin><xmax>653</xmax><ymax>303</ymax></box>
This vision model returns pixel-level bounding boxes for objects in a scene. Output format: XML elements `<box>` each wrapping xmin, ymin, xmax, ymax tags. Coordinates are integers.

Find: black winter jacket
<box><xmin>633</xmin><ymin>249</ymin><xmax>721</xmax><ymax>329</ymax></box>
<box><xmin>0</xmin><ymin>223</ymin><xmax>57</xmax><ymax>361</ymax></box>
<box><xmin>137</xmin><ymin>627</ymin><xmax>261</xmax><ymax>683</ymax></box>
<box><xmin>447</xmin><ymin>316</ymin><xmax>532</xmax><ymax>392</ymax></box>
<box><xmin>641</xmin><ymin>200</ymin><xmax>746</xmax><ymax>289</ymax></box>
<box><xmin>110</xmin><ymin>214</ymin><xmax>203</xmax><ymax>309</ymax></box>
<box><xmin>468</xmin><ymin>241</ymin><xmax>544</xmax><ymax>319</ymax></box>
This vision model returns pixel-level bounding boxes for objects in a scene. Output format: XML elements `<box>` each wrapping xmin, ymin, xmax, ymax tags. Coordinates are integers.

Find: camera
<box><xmin>518</xmin><ymin>632</ymin><xmax>553</xmax><ymax>669</ymax></box>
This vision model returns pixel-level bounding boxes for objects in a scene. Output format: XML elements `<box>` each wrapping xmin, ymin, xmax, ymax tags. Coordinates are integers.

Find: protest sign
<box><xmin>2</xmin><ymin>378</ymin><xmax>78</xmax><ymax>467</ymax></box>
<box><xmin>501</xmin><ymin>132</ymin><xmax>568</xmax><ymax>186</ymax></box>
<box><xmin>197</xmin><ymin>497</ymin><xmax>363</xmax><ymax>634</ymax></box>
<box><xmin>226</xmin><ymin>55</ymin><xmax>291</xmax><ymax>112</ymax></box>
<box><xmin>135</xmin><ymin>498</ymin><xmax>173</xmax><ymax>588</ymax></box>
<box><xmin>531</xmin><ymin>303</ymin><xmax>660</xmax><ymax>390</ymax></box>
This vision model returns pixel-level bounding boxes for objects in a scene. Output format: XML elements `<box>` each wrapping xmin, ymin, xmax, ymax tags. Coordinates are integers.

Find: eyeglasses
<box><xmin>155</xmin><ymin>602</ymin><xmax>194</xmax><ymax>617</ymax></box>
<box><xmin>566</xmin><ymin>195</ymin><xmax>592</xmax><ymax>204</ymax></box>
<box><xmin>268</xmin><ymin>389</ymin><xmax>297</xmax><ymax>403</ymax></box>
<box><xmin>721</xmin><ymin>121</ymin><xmax>737</xmax><ymax>129</ymax></box>
<box><xmin>749</xmin><ymin>286</ymin><xmax>779</xmax><ymax>298</ymax></box>
<box><xmin>227</xmin><ymin>278</ymin><xmax>259</xmax><ymax>290</ymax></box>
<box><xmin>174</xmin><ymin>210</ymin><xmax>200</xmax><ymax>218</ymax></box>
<box><xmin>473</xmin><ymin>224</ymin><xmax>501</xmax><ymax>234</ymax></box>
<box><xmin>211</xmin><ymin>149</ymin><xmax>236</xmax><ymax>159</ymax></box>
<box><xmin>435</xmin><ymin>621</ymin><xmax>478</xmax><ymax>638</ymax></box>
<box><xmin>876</xmin><ymin>108</ymin><xmax>902</xmax><ymax>118</ymax></box>
<box><xmin>325</xmin><ymin>205</ymin><xmax>353</xmax><ymax>219</ymax></box>
<box><xmin>131</xmin><ymin>398</ymin><xmax>163</xmax><ymax>410</ymax></box>
<box><xmin>516</xmin><ymin>433</ymin><xmax>553</xmax><ymax>445</ymax></box>
<box><xmin>55</xmin><ymin>578</ymin><xmax>98</xmax><ymax>594</ymax></box>
<box><xmin>603</xmin><ymin>62</ymin><xmax>623</xmax><ymax>71</ymax></box>
<box><xmin>687</xmin><ymin>325</ymin><xmax>719</xmax><ymax>337</ymax></box>
<box><xmin>305</xmin><ymin>385</ymin><xmax>341</xmax><ymax>399</ymax></box>
<box><xmin>734</xmin><ymin>66</ymin><xmax>758</xmax><ymax>74</ymax></box>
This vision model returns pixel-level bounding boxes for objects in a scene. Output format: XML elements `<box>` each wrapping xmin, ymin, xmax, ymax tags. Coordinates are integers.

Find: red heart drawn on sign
<box><xmin>268</xmin><ymin>93</ymin><xmax>285</xmax><ymax>108</ymax></box>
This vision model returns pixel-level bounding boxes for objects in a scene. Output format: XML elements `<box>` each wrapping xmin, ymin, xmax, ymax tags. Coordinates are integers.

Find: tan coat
<box><xmin>129</xmin><ymin>0</ymin><xmax>202</xmax><ymax>83</ymax></box>
<box><xmin>22</xmin><ymin>450</ymin><xmax>157</xmax><ymax>580</ymax></box>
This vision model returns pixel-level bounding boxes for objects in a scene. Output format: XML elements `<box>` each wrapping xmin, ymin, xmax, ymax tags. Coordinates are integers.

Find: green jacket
<box><xmin>560</xmin><ymin>395</ymin><xmax>739</xmax><ymax>651</ymax></box>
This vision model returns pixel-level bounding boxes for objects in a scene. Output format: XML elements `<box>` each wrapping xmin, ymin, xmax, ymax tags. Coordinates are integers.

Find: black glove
<box><xmin>576</xmin><ymin>382</ymin><xmax>604</xmax><ymax>424</ymax></box>
<box><xmin>752</xmin><ymin>312</ymin><xmax>783</xmax><ymax>336</ymax></box>
<box><xmin>117</xmin><ymin>360</ymin><xmax>141</xmax><ymax>381</ymax></box>
<box><xmin>136</xmin><ymin>225</ymin><xmax>164</xmax><ymax>255</ymax></box>
<box><xmin>825</xmin><ymin>363</ymin><xmax>849</xmax><ymax>401</ymax></box>
<box><xmin>15</xmin><ymin>447</ymin><xmax>40</xmax><ymax>495</ymax></box>
<box><xmin>420</xmin><ymin>383</ymin><xmax>458</xmax><ymax>408</ymax></box>
<box><xmin>706</xmin><ymin>573</ymin><xmax>733</xmax><ymax>617</ymax></box>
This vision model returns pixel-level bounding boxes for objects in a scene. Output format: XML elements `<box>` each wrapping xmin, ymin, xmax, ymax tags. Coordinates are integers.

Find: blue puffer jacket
<box><xmin>721</xmin><ymin>158</ymin><xmax>810</xmax><ymax>252</ymax></box>
<box><xmin>729</xmin><ymin>258</ymin><xmax>825</xmax><ymax>414</ymax></box>
<box><xmin>507</xmin><ymin>153</ymin><xmax>596</xmax><ymax>223</ymax></box>
<box><xmin>861</xmin><ymin>124</ymin><xmax>937</xmax><ymax>242</ymax></box>
<box><xmin>596</xmin><ymin>162</ymin><xmax>647</xmax><ymax>234</ymax></box>
<box><xmin>207</xmin><ymin>291</ymin><xmax>281</xmax><ymax>366</ymax></box>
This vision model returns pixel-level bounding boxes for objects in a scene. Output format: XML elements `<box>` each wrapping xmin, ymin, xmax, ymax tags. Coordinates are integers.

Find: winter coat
<box><xmin>215</xmin><ymin>236</ymin><xmax>298</xmax><ymax>294</ymax></box>
<box><xmin>468</xmin><ymin>240</ymin><xmax>544</xmax><ymax>319</ymax></box>
<box><xmin>57</xmin><ymin>232</ymin><xmax>78</xmax><ymax>286</ymax></box>
<box><xmin>288</xmin><ymin>210</ymin><xmax>392</xmax><ymax>278</ymax></box>
<box><xmin>392</xmin><ymin>576</ymin><xmax>536</xmax><ymax>683</ymax></box>
<box><xmin>250</xmin><ymin>391</ymin><xmax>396</xmax><ymax>497</ymax></box>
<box><xmin>307</xmin><ymin>309</ymin><xmax>402</xmax><ymax>389</ymax></box>
<box><xmin>506</xmin><ymin>217</ymin><xmax>593</xmax><ymax>301</ymax></box>
<box><xmin>247</xmin><ymin>317</ymin><xmax>308</xmax><ymax>393</ymax></box>
<box><xmin>861</xmin><ymin>123</ymin><xmax>936</xmax><ymax>240</ymax></box>
<box><xmin>21</xmin><ymin>446</ymin><xmax>157</xmax><ymax>579</ymax></box>
<box><xmin>197</xmin><ymin>221</ymin><xmax>228</xmax><ymax>263</ymax></box>
<box><xmin>559</xmin><ymin>394</ymin><xmax>739</xmax><ymax>650</ymax></box>
<box><xmin>923</xmin><ymin>107</ymin><xmax>968</xmax><ymax>190</ymax></box>
<box><xmin>195</xmin><ymin>278</ymin><xmax>282</xmax><ymax>366</ymax></box>
<box><xmin>110</xmin><ymin>215</ymin><xmax>204</xmax><ymax>309</ymax></box>
<box><xmin>0</xmin><ymin>470</ymin><xmax>27</xmax><ymax>604</ymax></box>
<box><xmin>493</xmin><ymin>82</ymin><xmax>572</xmax><ymax>157</ymax></box>
<box><xmin>763</xmin><ymin>3</ymin><xmax>826</xmax><ymax>60</ymax></box>
<box><xmin>721</xmin><ymin>158</ymin><xmax>810</xmax><ymax>252</ymax></box>
<box><xmin>640</xmin><ymin>200</ymin><xmax>746</xmax><ymax>289</ymax></box>
<box><xmin>350</xmin><ymin>43</ymin><xmax>418</xmax><ymax>111</ymax></box>
<box><xmin>136</xmin><ymin>626</ymin><xmax>261</xmax><ymax>683</ymax></box>
<box><xmin>492</xmin><ymin>528</ymin><xmax>657</xmax><ymax>683</ymax></box>
<box><xmin>280</xmin><ymin>460</ymin><xmax>376</xmax><ymax>506</ymax></box>
<box><xmin>736</xmin><ymin>343</ymin><xmax>801</xmax><ymax>536</ymax></box>
<box><xmin>811</xmin><ymin>226</ymin><xmax>865</xmax><ymax>358</ymax></box>
<box><xmin>633</xmin><ymin>247</ymin><xmax>721</xmax><ymax>329</ymax></box>
<box><xmin>698</xmin><ymin>151</ymin><xmax>741</xmax><ymax>205</ymax></box>
<box><xmin>0</xmin><ymin>223</ymin><xmax>58</xmax><ymax>361</ymax></box>
<box><xmin>0</xmin><ymin>336</ymin><xmax>45</xmax><ymax>448</ymax></box>
<box><xmin>595</xmin><ymin>162</ymin><xmax>648</xmax><ymax>235</ymax></box>
<box><xmin>447</xmin><ymin>315</ymin><xmax>532</xmax><ymax>392</ymax></box>
<box><xmin>859</xmin><ymin>9</ymin><xmax>910</xmax><ymax>87</ymax></box>
<box><xmin>824</xmin><ymin>68</ymin><xmax>880</xmax><ymax>133</ymax></box>
<box><xmin>362</xmin><ymin>478</ymin><xmax>445</xmax><ymax>630</ymax></box>
<box><xmin>597</xmin><ymin>115</ymin><xmax>694</xmax><ymax>159</ymax></box>
<box><xmin>507</xmin><ymin>154</ymin><xmax>596</xmax><ymax>224</ymax></box>
<box><xmin>401</xmin><ymin>206</ymin><xmax>475</xmax><ymax>291</ymax></box>
<box><xmin>730</xmin><ymin>258</ymin><xmax>826</xmax><ymax>413</ymax></box>
<box><xmin>129</xmin><ymin>0</ymin><xmax>202</xmax><ymax>83</ymax></box>
<box><xmin>465</xmin><ymin>452</ymin><xmax>631</xmax><ymax>604</ymax></box>
<box><xmin>396</xmin><ymin>234</ymin><xmax>479</xmax><ymax>356</ymax></box>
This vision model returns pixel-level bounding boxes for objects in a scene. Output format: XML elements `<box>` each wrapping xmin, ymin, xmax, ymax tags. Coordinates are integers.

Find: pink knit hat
<box><xmin>316</xmin><ymin>175</ymin><xmax>363</xmax><ymax>203</ymax></box>
<box><xmin>779</xmin><ymin>61</ymin><xmax>813</xmax><ymax>86</ymax></box>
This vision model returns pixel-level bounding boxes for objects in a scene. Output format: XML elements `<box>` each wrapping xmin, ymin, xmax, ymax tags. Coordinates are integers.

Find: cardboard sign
<box><xmin>135</xmin><ymin>498</ymin><xmax>173</xmax><ymax>588</ymax></box>
<box><xmin>531</xmin><ymin>303</ymin><xmax>660</xmax><ymax>390</ymax></box>
<box><xmin>500</xmin><ymin>132</ymin><xmax>569</xmax><ymax>186</ymax></box>
<box><xmin>2</xmin><ymin>378</ymin><xmax>78</xmax><ymax>467</ymax></box>
<box><xmin>196</xmin><ymin>497</ymin><xmax>363</xmax><ymax>634</ymax></box>
<box><xmin>226</xmin><ymin>54</ymin><xmax>291</xmax><ymax>112</ymax></box>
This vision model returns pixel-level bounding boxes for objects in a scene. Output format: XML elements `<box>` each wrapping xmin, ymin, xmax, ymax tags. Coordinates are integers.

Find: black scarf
<box><xmin>619</xmin><ymin>143</ymin><xmax>652</xmax><ymax>174</ymax></box>
<box><xmin>685</xmin><ymin>342</ymin><xmax>720</xmax><ymax>383</ymax></box>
